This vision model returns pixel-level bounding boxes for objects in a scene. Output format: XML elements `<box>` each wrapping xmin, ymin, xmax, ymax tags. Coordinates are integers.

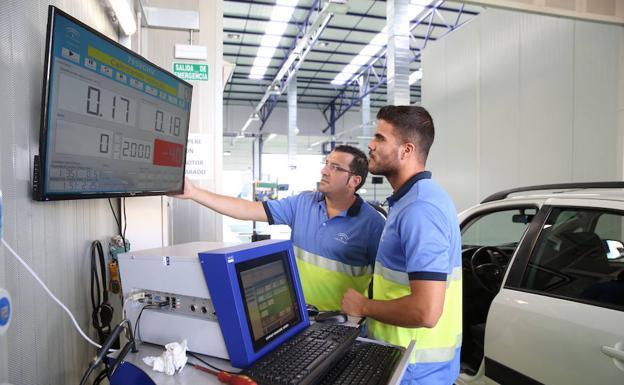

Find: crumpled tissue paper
<box><xmin>142</xmin><ymin>340</ymin><xmax>188</xmax><ymax>375</ymax></box>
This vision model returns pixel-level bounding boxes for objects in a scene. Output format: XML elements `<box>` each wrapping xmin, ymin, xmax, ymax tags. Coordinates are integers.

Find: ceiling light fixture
<box><xmin>106</xmin><ymin>0</ymin><xmax>137</xmax><ymax>36</ymax></box>
<box><xmin>268</xmin><ymin>84</ymin><xmax>281</xmax><ymax>95</ymax></box>
<box><xmin>409</xmin><ymin>68</ymin><xmax>423</xmax><ymax>85</ymax></box>
<box><xmin>227</xmin><ymin>33</ymin><xmax>241</xmax><ymax>40</ymax></box>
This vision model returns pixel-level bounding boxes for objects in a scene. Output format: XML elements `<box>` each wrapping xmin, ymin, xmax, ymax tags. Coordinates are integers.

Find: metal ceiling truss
<box><xmin>237</xmin><ymin>0</ymin><xmax>341</xmax><ymax>135</ymax></box>
<box><xmin>321</xmin><ymin>0</ymin><xmax>472</xmax><ymax>134</ymax></box>
<box><xmin>225</xmin><ymin>0</ymin><xmax>478</xmax><ymax>21</ymax></box>
<box><xmin>225</xmin><ymin>14</ymin><xmax>446</xmax><ymax>37</ymax></box>
<box><xmin>224</xmin><ymin>52</ymin><xmax>381</xmax><ymax>67</ymax></box>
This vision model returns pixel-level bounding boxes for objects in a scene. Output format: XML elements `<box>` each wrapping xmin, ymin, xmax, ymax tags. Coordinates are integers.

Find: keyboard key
<box><xmin>317</xmin><ymin>341</ymin><xmax>403</xmax><ymax>385</ymax></box>
<box><xmin>244</xmin><ymin>323</ymin><xmax>359</xmax><ymax>385</ymax></box>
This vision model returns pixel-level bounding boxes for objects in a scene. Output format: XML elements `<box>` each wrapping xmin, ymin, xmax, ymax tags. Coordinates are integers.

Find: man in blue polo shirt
<box><xmin>341</xmin><ymin>106</ymin><xmax>462</xmax><ymax>385</ymax></box>
<box><xmin>175</xmin><ymin>145</ymin><xmax>384</xmax><ymax>311</ymax></box>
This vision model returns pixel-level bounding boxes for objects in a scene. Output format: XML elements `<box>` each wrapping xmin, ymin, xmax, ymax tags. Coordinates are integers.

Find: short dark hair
<box><xmin>333</xmin><ymin>145</ymin><xmax>368</xmax><ymax>191</ymax></box>
<box><xmin>376</xmin><ymin>105</ymin><xmax>435</xmax><ymax>162</ymax></box>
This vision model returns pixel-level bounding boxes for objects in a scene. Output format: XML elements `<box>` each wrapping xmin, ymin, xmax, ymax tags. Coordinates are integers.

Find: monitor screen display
<box><xmin>236</xmin><ymin>251</ymin><xmax>302</xmax><ymax>352</ymax></box>
<box><xmin>35</xmin><ymin>6</ymin><xmax>192</xmax><ymax>201</ymax></box>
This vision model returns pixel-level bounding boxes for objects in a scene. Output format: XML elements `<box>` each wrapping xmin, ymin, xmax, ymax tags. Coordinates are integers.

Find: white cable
<box><xmin>1</xmin><ymin>238</ymin><xmax>102</xmax><ymax>349</ymax></box>
<box><xmin>122</xmin><ymin>292</ymin><xmax>145</xmax><ymax>320</ymax></box>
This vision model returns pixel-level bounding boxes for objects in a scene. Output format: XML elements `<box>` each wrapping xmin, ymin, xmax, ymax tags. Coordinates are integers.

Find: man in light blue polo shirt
<box><xmin>175</xmin><ymin>145</ymin><xmax>384</xmax><ymax>311</ymax></box>
<box><xmin>341</xmin><ymin>106</ymin><xmax>462</xmax><ymax>385</ymax></box>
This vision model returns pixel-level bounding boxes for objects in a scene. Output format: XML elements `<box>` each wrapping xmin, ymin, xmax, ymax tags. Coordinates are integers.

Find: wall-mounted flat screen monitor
<box><xmin>34</xmin><ymin>6</ymin><xmax>192</xmax><ymax>201</ymax></box>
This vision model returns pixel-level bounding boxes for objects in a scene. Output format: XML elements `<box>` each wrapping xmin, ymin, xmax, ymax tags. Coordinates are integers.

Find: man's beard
<box><xmin>368</xmin><ymin>156</ymin><xmax>395</xmax><ymax>176</ymax></box>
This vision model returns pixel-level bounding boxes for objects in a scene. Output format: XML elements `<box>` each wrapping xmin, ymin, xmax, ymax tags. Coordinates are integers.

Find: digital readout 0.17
<box><xmin>58</xmin><ymin>73</ymin><xmax>137</xmax><ymax>127</ymax></box>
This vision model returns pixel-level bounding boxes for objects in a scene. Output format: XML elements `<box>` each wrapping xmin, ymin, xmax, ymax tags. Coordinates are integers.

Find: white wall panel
<box><xmin>478</xmin><ymin>10</ymin><xmax>521</xmax><ymax>198</ymax></box>
<box><xmin>0</xmin><ymin>1</ymin><xmax>121</xmax><ymax>384</ymax></box>
<box><xmin>423</xmin><ymin>8</ymin><xmax>623</xmax><ymax>211</ymax></box>
<box><xmin>432</xmin><ymin>17</ymin><xmax>481</xmax><ymax>212</ymax></box>
<box><xmin>518</xmin><ymin>13</ymin><xmax>574</xmax><ymax>183</ymax></box>
<box><xmin>573</xmin><ymin>20</ymin><xmax>620</xmax><ymax>180</ymax></box>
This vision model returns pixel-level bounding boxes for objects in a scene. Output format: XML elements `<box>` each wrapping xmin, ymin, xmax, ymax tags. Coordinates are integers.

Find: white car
<box><xmin>455</xmin><ymin>182</ymin><xmax>624</xmax><ymax>385</ymax></box>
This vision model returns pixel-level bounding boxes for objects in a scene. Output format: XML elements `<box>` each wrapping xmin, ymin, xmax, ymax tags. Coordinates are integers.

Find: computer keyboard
<box><xmin>243</xmin><ymin>323</ymin><xmax>360</xmax><ymax>385</ymax></box>
<box><xmin>317</xmin><ymin>340</ymin><xmax>404</xmax><ymax>385</ymax></box>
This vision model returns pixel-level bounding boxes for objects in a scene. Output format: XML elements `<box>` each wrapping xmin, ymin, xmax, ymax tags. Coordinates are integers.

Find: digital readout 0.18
<box><xmin>139</xmin><ymin>102</ymin><xmax>184</xmax><ymax>138</ymax></box>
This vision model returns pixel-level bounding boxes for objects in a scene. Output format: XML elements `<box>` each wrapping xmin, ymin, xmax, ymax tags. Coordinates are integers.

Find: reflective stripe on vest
<box><xmin>294</xmin><ymin>246</ymin><xmax>371</xmax><ymax>311</ymax></box>
<box><xmin>369</xmin><ymin>264</ymin><xmax>462</xmax><ymax>364</ymax></box>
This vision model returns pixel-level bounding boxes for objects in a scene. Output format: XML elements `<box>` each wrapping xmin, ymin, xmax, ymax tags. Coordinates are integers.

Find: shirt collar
<box><xmin>346</xmin><ymin>194</ymin><xmax>364</xmax><ymax>217</ymax></box>
<box><xmin>386</xmin><ymin>171</ymin><xmax>432</xmax><ymax>206</ymax></box>
<box><xmin>318</xmin><ymin>193</ymin><xmax>363</xmax><ymax>217</ymax></box>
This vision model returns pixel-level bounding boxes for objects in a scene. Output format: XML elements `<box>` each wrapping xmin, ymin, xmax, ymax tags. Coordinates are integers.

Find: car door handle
<box><xmin>601</xmin><ymin>345</ymin><xmax>624</xmax><ymax>362</ymax></box>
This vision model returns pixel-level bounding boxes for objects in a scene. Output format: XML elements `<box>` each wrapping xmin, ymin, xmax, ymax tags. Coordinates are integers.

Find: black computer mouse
<box><xmin>315</xmin><ymin>311</ymin><xmax>348</xmax><ymax>323</ymax></box>
<box><xmin>306</xmin><ymin>304</ymin><xmax>319</xmax><ymax>317</ymax></box>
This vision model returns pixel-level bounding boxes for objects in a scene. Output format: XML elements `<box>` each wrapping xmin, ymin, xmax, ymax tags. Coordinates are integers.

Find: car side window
<box><xmin>462</xmin><ymin>208</ymin><xmax>537</xmax><ymax>248</ymax></box>
<box><xmin>519</xmin><ymin>207</ymin><xmax>624</xmax><ymax>309</ymax></box>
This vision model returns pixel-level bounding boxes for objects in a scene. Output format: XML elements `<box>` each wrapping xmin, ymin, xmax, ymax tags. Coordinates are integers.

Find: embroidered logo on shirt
<box><xmin>334</xmin><ymin>232</ymin><xmax>350</xmax><ymax>244</ymax></box>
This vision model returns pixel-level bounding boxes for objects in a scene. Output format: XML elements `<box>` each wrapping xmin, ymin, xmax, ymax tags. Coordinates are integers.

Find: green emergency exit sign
<box><xmin>172</xmin><ymin>62</ymin><xmax>209</xmax><ymax>81</ymax></box>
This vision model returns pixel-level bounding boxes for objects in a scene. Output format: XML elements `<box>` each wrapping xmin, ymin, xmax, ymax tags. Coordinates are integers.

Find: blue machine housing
<box><xmin>199</xmin><ymin>239</ymin><xmax>310</xmax><ymax>368</ymax></box>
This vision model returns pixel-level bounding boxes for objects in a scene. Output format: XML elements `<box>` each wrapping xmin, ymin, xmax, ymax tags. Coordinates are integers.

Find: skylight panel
<box><xmin>265</xmin><ymin>21</ymin><xmax>289</xmax><ymax>36</ymax></box>
<box><xmin>249</xmin><ymin>1</ymin><xmax>299</xmax><ymax>80</ymax></box>
<box><xmin>261</xmin><ymin>34</ymin><xmax>282</xmax><ymax>47</ymax></box>
<box><xmin>256</xmin><ymin>46</ymin><xmax>277</xmax><ymax>58</ymax></box>
<box><xmin>253</xmin><ymin>56</ymin><xmax>272</xmax><ymax>68</ymax></box>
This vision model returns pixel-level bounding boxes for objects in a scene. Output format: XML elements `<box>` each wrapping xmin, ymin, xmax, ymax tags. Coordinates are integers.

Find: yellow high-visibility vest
<box><xmin>368</xmin><ymin>262</ymin><xmax>462</xmax><ymax>364</ymax></box>
<box><xmin>294</xmin><ymin>246</ymin><xmax>372</xmax><ymax>311</ymax></box>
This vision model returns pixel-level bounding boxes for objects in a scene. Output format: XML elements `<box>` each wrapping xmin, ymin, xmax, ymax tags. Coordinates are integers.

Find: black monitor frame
<box><xmin>34</xmin><ymin>6</ymin><xmax>192</xmax><ymax>201</ymax></box>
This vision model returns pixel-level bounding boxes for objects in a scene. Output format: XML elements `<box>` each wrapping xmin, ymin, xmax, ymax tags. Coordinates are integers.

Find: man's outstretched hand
<box><xmin>171</xmin><ymin>176</ymin><xmax>195</xmax><ymax>200</ymax></box>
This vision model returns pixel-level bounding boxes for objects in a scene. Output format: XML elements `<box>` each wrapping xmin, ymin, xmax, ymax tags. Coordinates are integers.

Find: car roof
<box><xmin>480</xmin><ymin>182</ymin><xmax>624</xmax><ymax>204</ymax></box>
<box><xmin>458</xmin><ymin>186</ymin><xmax>624</xmax><ymax>221</ymax></box>
<box><xmin>505</xmin><ymin>188</ymin><xmax>624</xmax><ymax>202</ymax></box>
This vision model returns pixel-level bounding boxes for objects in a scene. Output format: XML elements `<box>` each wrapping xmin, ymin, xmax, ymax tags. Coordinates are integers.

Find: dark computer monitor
<box><xmin>235</xmin><ymin>250</ymin><xmax>302</xmax><ymax>352</ymax></box>
<box><xmin>199</xmin><ymin>240</ymin><xmax>309</xmax><ymax>368</ymax></box>
<box><xmin>34</xmin><ymin>6</ymin><xmax>192</xmax><ymax>201</ymax></box>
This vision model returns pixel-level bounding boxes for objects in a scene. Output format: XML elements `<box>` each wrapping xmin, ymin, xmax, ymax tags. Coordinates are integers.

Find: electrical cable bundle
<box><xmin>79</xmin><ymin>320</ymin><xmax>137</xmax><ymax>385</ymax></box>
<box><xmin>90</xmin><ymin>240</ymin><xmax>116</xmax><ymax>347</ymax></box>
